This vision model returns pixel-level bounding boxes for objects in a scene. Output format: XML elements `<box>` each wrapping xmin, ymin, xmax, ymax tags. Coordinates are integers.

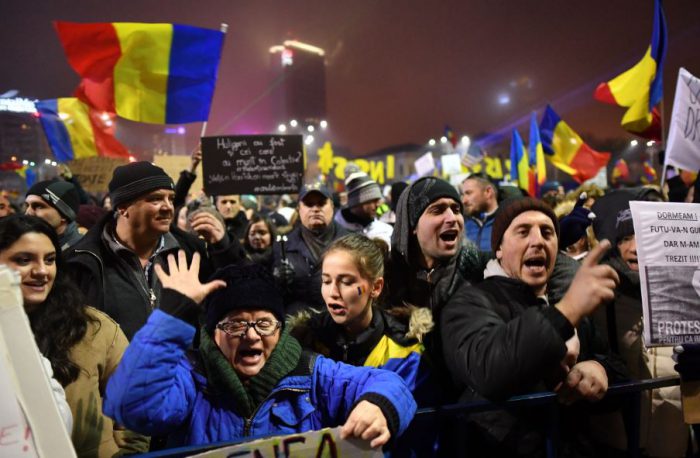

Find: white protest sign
<box><xmin>414</xmin><ymin>152</ymin><xmax>435</xmax><ymax>177</ymax></box>
<box><xmin>190</xmin><ymin>427</ymin><xmax>381</xmax><ymax>457</ymax></box>
<box><xmin>441</xmin><ymin>153</ymin><xmax>462</xmax><ymax>176</ymax></box>
<box><xmin>665</xmin><ymin>68</ymin><xmax>700</xmax><ymax>172</ymax></box>
<box><xmin>630</xmin><ymin>201</ymin><xmax>700</xmax><ymax>346</ymax></box>
<box><xmin>0</xmin><ymin>266</ymin><xmax>76</xmax><ymax>457</ymax></box>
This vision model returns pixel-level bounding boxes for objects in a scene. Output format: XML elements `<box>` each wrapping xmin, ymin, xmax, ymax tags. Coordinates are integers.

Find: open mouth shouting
<box><xmin>327</xmin><ymin>302</ymin><xmax>347</xmax><ymax>316</ymax></box>
<box><xmin>523</xmin><ymin>254</ymin><xmax>548</xmax><ymax>275</ymax></box>
<box><xmin>439</xmin><ymin>229</ymin><xmax>460</xmax><ymax>246</ymax></box>
<box><xmin>237</xmin><ymin>347</ymin><xmax>264</xmax><ymax>366</ymax></box>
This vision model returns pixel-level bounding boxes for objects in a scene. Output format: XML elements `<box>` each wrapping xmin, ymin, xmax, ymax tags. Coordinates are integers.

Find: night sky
<box><xmin>2</xmin><ymin>0</ymin><xmax>700</xmax><ymax>157</ymax></box>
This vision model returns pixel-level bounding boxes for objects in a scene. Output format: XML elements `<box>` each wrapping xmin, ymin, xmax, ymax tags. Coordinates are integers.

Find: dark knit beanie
<box><xmin>205</xmin><ymin>264</ymin><xmax>285</xmax><ymax>334</ymax></box>
<box><xmin>26</xmin><ymin>179</ymin><xmax>80</xmax><ymax>222</ymax></box>
<box><xmin>108</xmin><ymin>161</ymin><xmax>174</xmax><ymax>209</ymax></box>
<box><xmin>344</xmin><ymin>164</ymin><xmax>382</xmax><ymax>209</ymax></box>
<box><xmin>407</xmin><ymin>177</ymin><xmax>462</xmax><ymax>228</ymax></box>
<box><xmin>491</xmin><ymin>197</ymin><xmax>560</xmax><ymax>254</ymax></box>
<box><xmin>559</xmin><ymin>208</ymin><xmax>595</xmax><ymax>250</ymax></box>
<box><xmin>615</xmin><ymin>208</ymin><xmax>635</xmax><ymax>243</ymax></box>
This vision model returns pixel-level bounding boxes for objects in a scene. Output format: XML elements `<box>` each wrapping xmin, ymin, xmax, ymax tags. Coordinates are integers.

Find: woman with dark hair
<box><xmin>0</xmin><ymin>215</ymin><xmax>148</xmax><ymax>456</ymax></box>
<box><xmin>243</xmin><ymin>214</ymin><xmax>276</xmax><ymax>268</ymax></box>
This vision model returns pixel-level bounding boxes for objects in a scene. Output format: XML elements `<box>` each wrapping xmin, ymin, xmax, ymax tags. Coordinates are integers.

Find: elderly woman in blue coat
<box><xmin>104</xmin><ymin>252</ymin><xmax>416</xmax><ymax>450</ymax></box>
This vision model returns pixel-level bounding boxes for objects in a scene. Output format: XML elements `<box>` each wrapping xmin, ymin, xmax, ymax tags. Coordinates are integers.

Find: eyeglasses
<box><xmin>216</xmin><ymin>319</ymin><xmax>281</xmax><ymax>337</ymax></box>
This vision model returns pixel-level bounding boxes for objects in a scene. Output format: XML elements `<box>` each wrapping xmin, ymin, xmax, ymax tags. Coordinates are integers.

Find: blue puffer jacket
<box><xmin>104</xmin><ymin>309</ymin><xmax>416</xmax><ymax>447</ymax></box>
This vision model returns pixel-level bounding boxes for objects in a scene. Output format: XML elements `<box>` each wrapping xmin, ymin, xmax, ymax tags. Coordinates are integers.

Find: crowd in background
<box><xmin>1</xmin><ymin>149</ymin><xmax>699</xmax><ymax>458</ymax></box>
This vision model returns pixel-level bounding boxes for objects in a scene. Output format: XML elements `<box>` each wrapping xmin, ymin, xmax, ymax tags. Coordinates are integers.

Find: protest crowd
<box><xmin>3</xmin><ymin>4</ymin><xmax>700</xmax><ymax>458</ymax></box>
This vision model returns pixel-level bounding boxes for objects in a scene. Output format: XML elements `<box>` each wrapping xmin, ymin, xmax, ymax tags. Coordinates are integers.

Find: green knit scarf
<box><xmin>198</xmin><ymin>327</ymin><xmax>302</xmax><ymax>418</ymax></box>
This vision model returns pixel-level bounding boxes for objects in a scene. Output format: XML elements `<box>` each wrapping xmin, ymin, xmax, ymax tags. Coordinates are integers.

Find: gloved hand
<box><xmin>674</xmin><ymin>344</ymin><xmax>700</xmax><ymax>381</ymax></box>
<box><xmin>273</xmin><ymin>259</ymin><xmax>296</xmax><ymax>289</ymax></box>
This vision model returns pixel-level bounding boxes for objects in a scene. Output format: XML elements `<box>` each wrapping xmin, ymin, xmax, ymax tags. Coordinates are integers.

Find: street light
<box><xmin>290</xmin><ymin>119</ymin><xmax>298</xmax><ymax>127</ymax></box>
<box><xmin>428</xmin><ymin>139</ymin><xmax>436</xmax><ymax>146</ymax></box>
<box><xmin>646</xmin><ymin>140</ymin><xmax>655</xmax><ymax>147</ymax></box>
<box><xmin>440</xmin><ymin>136</ymin><xmax>448</xmax><ymax>144</ymax></box>
<box><xmin>461</xmin><ymin>136</ymin><xmax>470</xmax><ymax>145</ymax></box>
<box><xmin>307</xmin><ymin>125</ymin><xmax>315</xmax><ymax>133</ymax></box>
<box><xmin>305</xmin><ymin>135</ymin><xmax>314</xmax><ymax>145</ymax></box>
<box><xmin>320</xmin><ymin>120</ymin><xmax>328</xmax><ymax>129</ymax></box>
<box><xmin>630</xmin><ymin>140</ymin><xmax>639</xmax><ymax>147</ymax></box>
<box><xmin>278</xmin><ymin>124</ymin><xmax>287</xmax><ymax>132</ymax></box>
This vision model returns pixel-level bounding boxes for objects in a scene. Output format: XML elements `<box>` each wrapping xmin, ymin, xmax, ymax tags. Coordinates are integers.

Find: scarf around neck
<box><xmin>198</xmin><ymin>327</ymin><xmax>302</xmax><ymax>418</ymax></box>
<box><xmin>300</xmin><ymin>222</ymin><xmax>336</xmax><ymax>263</ymax></box>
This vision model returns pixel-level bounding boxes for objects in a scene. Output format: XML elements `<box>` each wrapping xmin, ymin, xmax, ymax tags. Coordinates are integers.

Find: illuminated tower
<box><xmin>269</xmin><ymin>40</ymin><xmax>327</xmax><ymax>125</ymax></box>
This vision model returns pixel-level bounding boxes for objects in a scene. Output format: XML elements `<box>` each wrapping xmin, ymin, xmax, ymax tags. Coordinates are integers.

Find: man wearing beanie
<box><xmin>441</xmin><ymin>197</ymin><xmax>625</xmax><ymax>455</ymax></box>
<box><xmin>26</xmin><ymin>178</ymin><xmax>82</xmax><ymax>250</ymax></box>
<box><xmin>334</xmin><ymin>165</ymin><xmax>393</xmax><ymax>245</ymax></box>
<box><xmin>66</xmin><ymin>161</ymin><xmax>240</xmax><ymax>340</ymax></box>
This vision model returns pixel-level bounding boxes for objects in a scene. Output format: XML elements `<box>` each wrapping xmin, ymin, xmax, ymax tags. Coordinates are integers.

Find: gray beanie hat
<box><xmin>344</xmin><ymin>164</ymin><xmax>382</xmax><ymax>209</ymax></box>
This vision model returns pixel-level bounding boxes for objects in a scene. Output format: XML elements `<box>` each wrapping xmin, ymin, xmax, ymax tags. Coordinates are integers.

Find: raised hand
<box><xmin>556</xmin><ymin>239</ymin><xmax>619</xmax><ymax>326</ymax></box>
<box><xmin>189</xmin><ymin>211</ymin><xmax>226</xmax><ymax>244</ymax></box>
<box><xmin>154</xmin><ymin>250</ymin><xmax>226</xmax><ymax>304</ymax></box>
<box><xmin>340</xmin><ymin>400</ymin><xmax>391</xmax><ymax>449</ymax></box>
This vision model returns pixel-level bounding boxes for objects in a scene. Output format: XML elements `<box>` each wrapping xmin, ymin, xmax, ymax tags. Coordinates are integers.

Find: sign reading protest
<box><xmin>190</xmin><ymin>427</ymin><xmax>381</xmax><ymax>458</ymax></box>
<box><xmin>201</xmin><ymin>135</ymin><xmax>304</xmax><ymax>195</ymax></box>
<box><xmin>630</xmin><ymin>201</ymin><xmax>700</xmax><ymax>346</ymax></box>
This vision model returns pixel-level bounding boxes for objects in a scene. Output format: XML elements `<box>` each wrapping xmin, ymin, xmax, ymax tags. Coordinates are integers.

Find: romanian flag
<box><xmin>611</xmin><ymin>158</ymin><xmax>630</xmax><ymax>185</ymax></box>
<box><xmin>444</xmin><ymin>125</ymin><xmax>457</xmax><ymax>148</ymax></box>
<box><xmin>528</xmin><ymin>112</ymin><xmax>546</xmax><ymax>196</ymax></box>
<box><xmin>36</xmin><ymin>98</ymin><xmax>129</xmax><ymax>162</ymax></box>
<box><xmin>540</xmin><ymin>105</ymin><xmax>610</xmax><ymax>183</ymax></box>
<box><xmin>642</xmin><ymin>160</ymin><xmax>658</xmax><ymax>183</ymax></box>
<box><xmin>55</xmin><ymin>21</ymin><xmax>224</xmax><ymax>124</ymax></box>
<box><xmin>594</xmin><ymin>0</ymin><xmax>667</xmax><ymax>138</ymax></box>
<box><xmin>510</xmin><ymin>129</ymin><xmax>530</xmax><ymax>191</ymax></box>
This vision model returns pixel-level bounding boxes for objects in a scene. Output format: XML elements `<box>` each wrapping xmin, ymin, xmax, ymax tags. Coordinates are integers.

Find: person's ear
<box><xmin>496</xmin><ymin>247</ymin><xmax>503</xmax><ymax>260</ymax></box>
<box><xmin>371</xmin><ymin>277</ymin><xmax>384</xmax><ymax>298</ymax></box>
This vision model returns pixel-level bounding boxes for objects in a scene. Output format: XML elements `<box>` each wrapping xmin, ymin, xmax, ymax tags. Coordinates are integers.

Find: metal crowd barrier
<box><xmin>134</xmin><ymin>376</ymin><xmax>681</xmax><ymax>457</ymax></box>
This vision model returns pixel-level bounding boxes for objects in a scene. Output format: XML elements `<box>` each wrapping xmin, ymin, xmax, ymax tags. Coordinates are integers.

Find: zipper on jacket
<box><xmin>242</xmin><ymin>388</ymin><xmax>309</xmax><ymax>437</ymax></box>
<box><xmin>149</xmin><ymin>289</ymin><xmax>156</xmax><ymax>309</ymax></box>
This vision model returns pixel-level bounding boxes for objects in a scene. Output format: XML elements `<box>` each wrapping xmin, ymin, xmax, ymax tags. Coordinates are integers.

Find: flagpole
<box><xmin>198</xmin><ymin>22</ymin><xmax>229</xmax><ymax>141</ymax></box>
<box><xmin>659</xmin><ymin>98</ymin><xmax>668</xmax><ymax>189</ymax></box>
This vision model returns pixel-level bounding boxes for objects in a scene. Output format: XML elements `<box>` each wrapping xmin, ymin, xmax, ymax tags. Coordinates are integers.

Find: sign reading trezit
<box><xmin>202</xmin><ymin>135</ymin><xmax>304</xmax><ymax>195</ymax></box>
<box><xmin>630</xmin><ymin>201</ymin><xmax>700</xmax><ymax>346</ymax></box>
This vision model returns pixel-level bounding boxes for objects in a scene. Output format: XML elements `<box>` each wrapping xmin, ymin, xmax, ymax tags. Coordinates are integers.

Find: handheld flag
<box><xmin>611</xmin><ymin>158</ymin><xmax>630</xmax><ymax>185</ymax></box>
<box><xmin>36</xmin><ymin>98</ymin><xmax>129</xmax><ymax>162</ymax></box>
<box><xmin>540</xmin><ymin>105</ymin><xmax>610</xmax><ymax>183</ymax></box>
<box><xmin>594</xmin><ymin>0</ymin><xmax>667</xmax><ymax>138</ymax></box>
<box><xmin>642</xmin><ymin>160</ymin><xmax>657</xmax><ymax>183</ymax></box>
<box><xmin>55</xmin><ymin>21</ymin><xmax>225</xmax><ymax>124</ymax></box>
<box><xmin>528</xmin><ymin>112</ymin><xmax>546</xmax><ymax>196</ymax></box>
<box><xmin>444</xmin><ymin>125</ymin><xmax>457</xmax><ymax>148</ymax></box>
<box><xmin>510</xmin><ymin>130</ymin><xmax>530</xmax><ymax>191</ymax></box>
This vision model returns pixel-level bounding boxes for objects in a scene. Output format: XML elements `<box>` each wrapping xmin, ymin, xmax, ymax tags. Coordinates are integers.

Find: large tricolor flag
<box><xmin>540</xmin><ymin>105</ymin><xmax>610</xmax><ymax>183</ymax></box>
<box><xmin>528</xmin><ymin>112</ymin><xmax>546</xmax><ymax>196</ymax></box>
<box><xmin>55</xmin><ymin>21</ymin><xmax>225</xmax><ymax>124</ymax></box>
<box><xmin>510</xmin><ymin>129</ymin><xmax>530</xmax><ymax>191</ymax></box>
<box><xmin>594</xmin><ymin>0</ymin><xmax>667</xmax><ymax>139</ymax></box>
<box><xmin>36</xmin><ymin>98</ymin><xmax>129</xmax><ymax>162</ymax></box>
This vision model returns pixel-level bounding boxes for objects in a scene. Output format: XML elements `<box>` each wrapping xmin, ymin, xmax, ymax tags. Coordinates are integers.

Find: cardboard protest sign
<box><xmin>190</xmin><ymin>427</ymin><xmax>381</xmax><ymax>458</ymax></box>
<box><xmin>630</xmin><ymin>201</ymin><xmax>700</xmax><ymax>346</ymax></box>
<box><xmin>441</xmin><ymin>153</ymin><xmax>462</xmax><ymax>177</ymax></box>
<box><xmin>153</xmin><ymin>155</ymin><xmax>204</xmax><ymax>196</ymax></box>
<box><xmin>201</xmin><ymin>135</ymin><xmax>304</xmax><ymax>195</ymax></box>
<box><xmin>0</xmin><ymin>267</ymin><xmax>76</xmax><ymax>457</ymax></box>
<box><xmin>68</xmin><ymin>156</ymin><xmax>128</xmax><ymax>194</ymax></box>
